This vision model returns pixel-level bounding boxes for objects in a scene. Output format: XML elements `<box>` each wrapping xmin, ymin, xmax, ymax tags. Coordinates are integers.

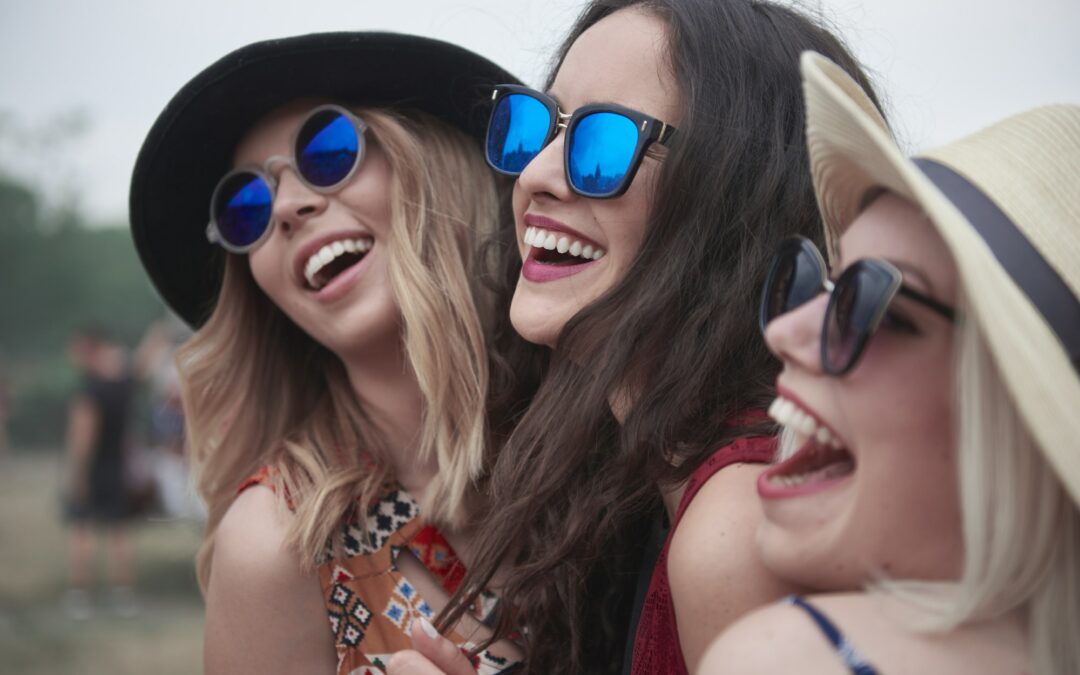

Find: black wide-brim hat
<box><xmin>130</xmin><ymin>31</ymin><xmax>518</xmax><ymax>327</ymax></box>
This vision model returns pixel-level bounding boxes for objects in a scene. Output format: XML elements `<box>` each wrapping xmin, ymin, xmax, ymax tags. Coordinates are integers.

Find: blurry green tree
<box><xmin>0</xmin><ymin>173</ymin><xmax>167</xmax><ymax>448</ymax></box>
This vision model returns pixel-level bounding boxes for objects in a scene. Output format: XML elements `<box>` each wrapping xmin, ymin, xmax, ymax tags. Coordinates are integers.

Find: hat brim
<box><xmin>130</xmin><ymin>32</ymin><xmax>519</xmax><ymax>327</ymax></box>
<box><xmin>802</xmin><ymin>51</ymin><xmax>1080</xmax><ymax>506</ymax></box>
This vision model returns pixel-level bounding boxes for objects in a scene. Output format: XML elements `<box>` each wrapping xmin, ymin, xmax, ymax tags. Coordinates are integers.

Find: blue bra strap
<box><xmin>784</xmin><ymin>596</ymin><xmax>880</xmax><ymax>675</ymax></box>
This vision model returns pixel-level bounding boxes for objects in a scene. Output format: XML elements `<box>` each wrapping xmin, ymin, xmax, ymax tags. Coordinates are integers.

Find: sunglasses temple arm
<box><xmin>205</xmin><ymin>222</ymin><xmax>220</xmax><ymax>245</ymax></box>
<box><xmin>657</xmin><ymin>122</ymin><xmax>676</xmax><ymax>146</ymax></box>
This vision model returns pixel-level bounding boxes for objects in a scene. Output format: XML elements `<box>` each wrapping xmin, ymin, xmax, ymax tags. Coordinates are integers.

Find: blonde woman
<box><xmin>129</xmin><ymin>33</ymin><xmax>525</xmax><ymax>674</ymax></box>
<box><xmin>703</xmin><ymin>53</ymin><xmax>1080</xmax><ymax>674</ymax></box>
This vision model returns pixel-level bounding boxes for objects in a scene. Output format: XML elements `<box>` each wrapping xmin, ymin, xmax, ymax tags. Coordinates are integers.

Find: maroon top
<box><xmin>629</xmin><ymin>436</ymin><xmax>777</xmax><ymax>675</ymax></box>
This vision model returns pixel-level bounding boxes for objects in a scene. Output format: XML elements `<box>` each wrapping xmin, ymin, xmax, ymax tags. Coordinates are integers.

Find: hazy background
<box><xmin>1</xmin><ymin>0</ymin><xmax>1078</xmax><ymax>226</ymax></box>
<box><xmin>0</xmin><ymin>1</ymin><xmax>1077</xmax><ymax>673</ymax></box>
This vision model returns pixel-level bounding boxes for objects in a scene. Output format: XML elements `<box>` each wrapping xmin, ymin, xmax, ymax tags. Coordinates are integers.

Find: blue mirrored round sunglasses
<box><xmin>206</xmin><ymin>104</ymin><xmax>367</xmax><ymax>253</ymax></box>
<box><xmin>485</xmin><ymin>85</ymin><xmax>677</xmax><ymax>199</ymax></box>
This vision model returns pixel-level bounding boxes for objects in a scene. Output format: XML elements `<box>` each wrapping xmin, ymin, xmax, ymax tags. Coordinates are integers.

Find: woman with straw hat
<box><xmin>129</xmin><ymin>33</ymin><xmax>527</xmax><ymax>674</ymax></box>
<box><xmin>703</xmin><ymin>52</ymin><xmax>1080</xmax><ymax>674</ymax></box>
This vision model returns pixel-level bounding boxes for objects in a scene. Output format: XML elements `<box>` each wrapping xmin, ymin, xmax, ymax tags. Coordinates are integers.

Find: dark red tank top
<box><xmin>629</xmin><ymin>435</ymin><xmax>776</xmax><ymax>675</ymax></box>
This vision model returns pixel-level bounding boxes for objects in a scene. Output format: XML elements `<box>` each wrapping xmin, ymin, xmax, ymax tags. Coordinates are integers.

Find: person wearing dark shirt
<box><xmin>62</xmin><ymin>325</ymin><xmax>137</xmax><ymax>619</ymax></box>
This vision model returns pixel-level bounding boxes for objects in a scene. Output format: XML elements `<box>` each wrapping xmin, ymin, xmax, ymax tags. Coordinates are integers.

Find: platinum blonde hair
<box><xmin>875</xmin><ymin>303</ymin><xmax>1080</xmax><ymax>674</ymax></box>
<box><xmin>178</xmin><ymin>107</ymin><xmax>500</xmax><ymax>590</ymax></box>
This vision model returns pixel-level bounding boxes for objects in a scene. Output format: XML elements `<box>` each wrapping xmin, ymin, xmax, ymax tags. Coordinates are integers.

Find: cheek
<box><xmin>851</xmin><ymin>336</ymin><xmax>955</xmax><ymax>442</ymax></box>
<box><xmin>248</xmin><ymin>246</ymin><xmax>282</xmax><ymax>301</ymax></box>
<box><xmin>338</xmin><ymin>156</ymin><xmax>394</xmax><ymax>229</ymax></box>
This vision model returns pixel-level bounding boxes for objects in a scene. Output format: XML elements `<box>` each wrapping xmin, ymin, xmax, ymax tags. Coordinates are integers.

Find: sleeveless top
<box><xmin>629</xmin><ymin>436</ymin><xmax>777</xmax><ymax>675</ymax></box>
<box><xmin>785</xmin><ymin>596</ymin><xmax>880</xmax><ymax>675</ymax></box>
<box><xmin>239</xmin><ymin>468</ymin><xmax>518</xmax><ymax>675</ymax></box>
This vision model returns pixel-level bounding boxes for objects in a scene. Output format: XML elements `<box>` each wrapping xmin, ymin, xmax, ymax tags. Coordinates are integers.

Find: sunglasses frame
<box><xmin>760</xmin><ymin>235</ymin><xmax>957</xmax><ymax>375</ymax></box>
<box><xmin>485</xmin><ymin>84</ymin><xmax>677</xmax><ymax>199</ymax></box>
<box><xmin>206</xmin><ymin>103</ymin><xmax>368</xmax><ymax>254</ymax></box>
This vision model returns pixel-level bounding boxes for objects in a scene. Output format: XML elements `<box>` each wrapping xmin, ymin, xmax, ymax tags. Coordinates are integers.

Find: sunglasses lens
<box><xmin>295</xmin><ymin>109</ymin><xmax>360</xmax><ymax>188</ymax></box>
<box><xmin>487</xmin><ymin>93</ymin><xmax>551</xmax><ymax>173</ymax></box>
<box><xmin>567</xmin><ymin>111</ymin><xmax>638</xmax><ymax>197</ymax></box>
<box><xmin>824</xmin><ymin>265</ymin><xmax>894</xmax><ymax>373</ymax></box>
<box><xmin>761</xmin><ymin>244</ymin><xmax>824</xmax><ymax>329</ymax></box>
<box><xmin>212</xmin><ymin>172</ymin><xmax>273</xmax><ymax>249</ymax></box>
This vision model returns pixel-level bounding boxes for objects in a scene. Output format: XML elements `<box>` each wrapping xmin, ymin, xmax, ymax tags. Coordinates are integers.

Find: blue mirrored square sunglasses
<box><xmin>206</xmin><ymin>104</ymin><xmax>368</xmax><ymax>253</ymax></box>
<box><xmin>484</xmin><ymin>85</ymin><xmax>677</xmax><ymax>199</ymax></box>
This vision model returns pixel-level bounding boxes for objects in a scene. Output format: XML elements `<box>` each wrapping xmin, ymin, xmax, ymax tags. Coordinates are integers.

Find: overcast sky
<box><xmin>0</xmin><ymin>0</ymin><xmax>1077</xmax><ymax>225</ymax></box>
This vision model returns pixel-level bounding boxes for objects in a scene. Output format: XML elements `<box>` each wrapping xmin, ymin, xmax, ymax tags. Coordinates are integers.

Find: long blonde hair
<box><xmin>178</xmin><ymin>108</ymin><xmax>500</xmax><ymax>589</ymax></box>
<box><xmin>874</xmin><ymin>305</ymin><xmax>1080</xmax><ymax>673</ymax></box>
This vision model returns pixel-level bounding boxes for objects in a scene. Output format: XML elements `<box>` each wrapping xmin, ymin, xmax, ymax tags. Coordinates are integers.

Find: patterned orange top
<box><xmin>240</xmin><ymin>468</ymin><xmax>517</xmax><ymax>674</ymax></box>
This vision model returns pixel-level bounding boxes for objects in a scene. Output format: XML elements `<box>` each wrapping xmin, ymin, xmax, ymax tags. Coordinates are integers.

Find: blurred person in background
<box><xmin>61</xmin><ymin>324</ymin><xmax>139</xmax><ymax>620</ymax></box>
<box><xmin>135</xmin><ymin>315</ymin><xmax>202</xmax><ymax>520</ymax></box>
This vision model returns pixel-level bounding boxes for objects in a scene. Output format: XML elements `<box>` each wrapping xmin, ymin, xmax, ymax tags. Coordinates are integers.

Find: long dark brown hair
<box><xmin>445</xmin><ymin>1</ymin><xmax>885</xmax><ymax>671</ymax></box>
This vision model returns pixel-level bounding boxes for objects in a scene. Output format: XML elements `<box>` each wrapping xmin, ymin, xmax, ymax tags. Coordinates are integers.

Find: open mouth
<box><xmin>524</xmin><ymin>226</ymin><xmax>606</xmax><ymax>265</ymax></box>
<box><xmin>761</xmin><ymin>395</ymin><xmax>854</xmax><ymax>492</ymax></box>
<box><xmin>303</xmin><ymin>237</ymin><xmax>374</xmax><ymax>291</ymax></box>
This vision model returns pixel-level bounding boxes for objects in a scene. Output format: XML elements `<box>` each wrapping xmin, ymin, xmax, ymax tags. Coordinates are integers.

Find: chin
<box><xmin>509</xmin><ymin>297</ymin><xmax>563</xmax><ymax>348</ymax></box>
<box><xmin>757</xmin><ymin>524</ymin><xmax>863</xmax><ymax>592</ymax></box>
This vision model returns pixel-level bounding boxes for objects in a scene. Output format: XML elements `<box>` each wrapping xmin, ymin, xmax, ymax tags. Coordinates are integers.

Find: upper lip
<box><xmin>292</xmin><ymin>229</ymin><xmax>373</xmax><ymax>288</ymax></box>
<box><xmin>522</xmin><ymin>213</ymin><xmax>603</xmax><ymax>250</ymax></box>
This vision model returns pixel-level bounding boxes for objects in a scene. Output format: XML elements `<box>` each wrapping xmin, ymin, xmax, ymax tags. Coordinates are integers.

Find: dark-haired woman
<box><xmin>390</xmin><ymin>2</ymin><xmax>884</xmax><ymax>674</ymax></box>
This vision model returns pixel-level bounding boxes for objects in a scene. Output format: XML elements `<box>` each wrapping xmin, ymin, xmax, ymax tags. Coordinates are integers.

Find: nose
<box><xmin>270</xmin><ymin>167</ymin><xmax>328</xmax><ymax>235</ymax></box>
<box><xmin>763</xmin><ymin>293</ymin><xmax>828</xmax><ymax>375</ymax></box>
<box><xmin>516</xmin><ymin>129</ymin><xmax>574</xmax><ymax>203</ymax></box>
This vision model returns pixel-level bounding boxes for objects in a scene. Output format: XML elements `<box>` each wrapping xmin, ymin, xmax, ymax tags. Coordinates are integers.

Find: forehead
<box><xmin>232</xmin><ymin>99</ymin><xmax>331</xmax><ymax>166</ymax></box>
<box><xmin>839</xmin><ymin>193</ymin><xmax>958</xmax><ymax>299</ymax></box>
<box><xmin>552</xmin><ymin>7</ymin><xmax>680</xmax><ymax>124</ymax></box>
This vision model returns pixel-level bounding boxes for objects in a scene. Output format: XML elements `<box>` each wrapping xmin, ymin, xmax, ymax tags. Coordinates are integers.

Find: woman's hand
<box><xmin>386</xmin><ymin>619</ymin><xmax>478</xmax><ymax>675</ymax></box>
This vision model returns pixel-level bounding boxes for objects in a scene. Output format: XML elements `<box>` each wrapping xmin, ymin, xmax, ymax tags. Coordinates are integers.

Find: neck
<box><xmin>342</xmin><ymin>343</ymin><xmax>436</xmax><ymax>500</ymax></box>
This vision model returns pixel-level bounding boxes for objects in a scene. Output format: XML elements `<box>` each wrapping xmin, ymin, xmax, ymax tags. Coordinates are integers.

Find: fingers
<box><xmin>387</xmin><ymin>618</ymin><xmax>477</xmax><ymax>675</ymax></box>
<box><xmin>386</xmin><ymin>649</ymin><xmax>446</xmax><ymax>675</ymax></box>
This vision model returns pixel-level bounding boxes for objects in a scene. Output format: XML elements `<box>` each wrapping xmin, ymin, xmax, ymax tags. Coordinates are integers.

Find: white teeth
<box><xmin>768</xmin><ymin>395</ymin><xmax>843</xmax><ymax>449</ymax></box>
<box><xmin>768</xmin><ymin>397</ymin><xmax>783</xmax><ymax>418</ymax></box>
<box><xmin>304</xmin><ymin>237</ymin><xmax>373</xmax><ymax>289</ymax></box>
<box><xmin>815</xmin><ymin>426</ymin><xmax>832</xmax><ymax>445</ymax></box>
<box><xmin>523</xmin><ymin>227</ymin><xmax>608</xmax><ymax>262</ymax></box>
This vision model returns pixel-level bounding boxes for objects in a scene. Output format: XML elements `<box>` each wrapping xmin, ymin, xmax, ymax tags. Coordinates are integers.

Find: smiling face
<box><xmin>239</xmin><ymin>102</ymin><xmax>401</xmax><ymax>363</ymax></box>
<box><xmin>508</xmin><ymin>7</ymin><xmax>681</xmax><ymax>347</ymax></box>
<box><xmin>756</xmin><ymin>193</ymin><xmax>964</xmax><ymax>589</ymax></box>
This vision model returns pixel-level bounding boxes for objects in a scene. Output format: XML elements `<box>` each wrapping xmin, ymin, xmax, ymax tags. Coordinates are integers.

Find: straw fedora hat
<box><xmin>130</xmin><ymin>32</ymin><xmax>518</xmax><ymax>327</ymax></box>
<box><xmin>800</xmin><ymin>51</ymin><xmax>1080</xmax><ymax>505</ymax></box>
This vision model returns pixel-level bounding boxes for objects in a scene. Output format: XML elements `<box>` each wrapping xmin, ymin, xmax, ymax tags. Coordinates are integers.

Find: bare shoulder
<box><xmin>697</xmin><ymin>599</ymin><xmax>849</xmax><ymax>675</ymax></box>
<box><xmin>668</xmin><ymin>463</ymin><xmax>797</xmax><ymax>672</ymax></box>
<box><xmin>703</xmin><ymin>593</ymin><xmax>1030</xmax><ymax>675</ymax></box>
<box><xmin>211</xmin><ymin>485</ymin><xmax>297</xmax><ymax>580</ymax></box>
<box><xmin>204</xmin><ymin>486</ymin><xmax>336</xmax><ymax>675</ymax></box>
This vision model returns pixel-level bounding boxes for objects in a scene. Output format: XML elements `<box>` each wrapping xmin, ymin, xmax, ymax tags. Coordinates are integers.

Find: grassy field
<box><xmin>0</xmin><ymin>451</ymin><xmax>204</xmax><ymax>674</ymax></box>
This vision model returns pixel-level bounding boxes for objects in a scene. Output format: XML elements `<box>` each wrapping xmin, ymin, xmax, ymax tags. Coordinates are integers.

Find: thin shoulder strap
<box><xmin>785</xmin><ymin>596</ymin><xmax>880</xmax><ymax>675</ymax></box>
